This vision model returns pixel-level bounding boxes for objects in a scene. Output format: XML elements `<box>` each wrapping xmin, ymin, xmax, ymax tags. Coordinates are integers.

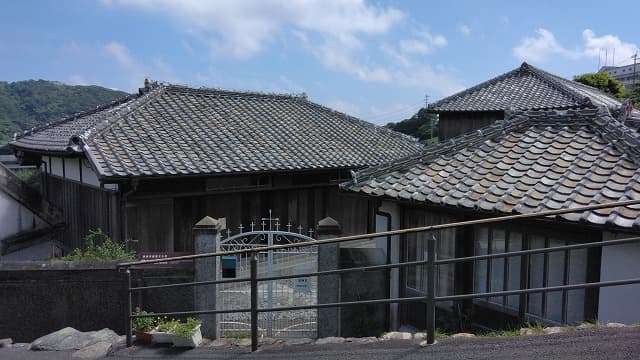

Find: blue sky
<box><xmin>1</xmin><ymin>0</ymin><xmax>638</xmax><ymax>124</ymax></box>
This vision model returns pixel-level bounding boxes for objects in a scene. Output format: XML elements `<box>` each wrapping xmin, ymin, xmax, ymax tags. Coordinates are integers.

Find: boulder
<box><xmin>381</xmin><ymin>332</ymin><xmax>413</xmax><ymax>340</ymax></box>
<box><xmin>0</xmin><ymin>338</ymin><xmax>12</xmax><ymax>348</ymax></box>
<box><xmin>30</xmin><ymin>327</ymin><xmax>121</xmax><ymax>351</ymax></box>
<box><xmin>543</xmin><ymin>327</ymin><xmax>564</xmax><ymax>335</ymax></box>
<box><xmin>315</xmin><ymin>337</ymin><xmax>346</xmax><ymax>345</ymax></box>
<box><xmin>605</xmin><ymin>322</ymin><xmax>627</xmax><ymax>328</ymax></box>
<box><xmin>451</xmin><ymin>333</ymin><xmax>476</xmax><ymax>338</ymax></box>
<box><xmin>519</xmin><ymin>328</ymin><xmax>539</xmax><ymax>336</ymax></box>
<box><xmin>72</xmin><ymin>341</ymin><xmax>112</xmax><ymax>359</ymax></box>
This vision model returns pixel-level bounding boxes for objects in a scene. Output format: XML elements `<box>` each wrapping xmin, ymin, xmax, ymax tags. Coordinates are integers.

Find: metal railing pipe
<box><xmin>435</xmin><ymin>236</ymin><xmax>640</xmax><ymax>265</ymax></box>
<box><xmin>435</xmin><ymin>278</ymin><xmax>640</xmax><ymax>302</ymax></box>
<box><xmin>117</xmin><ymin>198</ymin><xmax>640</xmax><ymax>268</ymax></box>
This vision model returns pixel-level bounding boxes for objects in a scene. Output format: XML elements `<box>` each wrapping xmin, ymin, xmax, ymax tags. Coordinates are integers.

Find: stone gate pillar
<box><xmin>193</xmin><ymin>216</ymin><xmax>225</xmax><ymax>339</ymax></box>
<box><xmin>316</xmin><ymin>217</ymin><xmax>341</xmax><ymax>338</ymax></box>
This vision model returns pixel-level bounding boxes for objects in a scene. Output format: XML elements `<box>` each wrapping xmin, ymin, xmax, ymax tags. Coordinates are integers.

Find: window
<box><xmin>474</xmin><ymin>227</ymin><xmax>522</xmax><ymax>309</ymax></box>
<box><xmin>405</xmin><ymin>212</ymin><xmax>456</xmax><ymax>301</ymax></box>
<box><xmin>474</xmin><ymin>226</ymin><xmax>589</xmax><ymax>324</ymax></box>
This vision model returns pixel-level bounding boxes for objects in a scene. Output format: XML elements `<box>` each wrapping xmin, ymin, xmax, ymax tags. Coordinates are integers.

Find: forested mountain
<box><xmin>385</xmin><ymin>108</ymin><xmax>439</xmax><ymax>144</ymax></box>
<box><xmin>0</xmin><ymin>80</ymin><xmax>129</xmax><ymax>143</ymax></box>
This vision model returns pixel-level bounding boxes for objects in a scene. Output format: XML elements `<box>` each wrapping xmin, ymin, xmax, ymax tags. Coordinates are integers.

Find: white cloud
<box><xmin>582</xmin><ymin>29</ymin><xmax>639</xmax><ymax>66</ymax></box>
<box><xmin>513</xmin><ymin>28</ymin><xmax>580</xmax><ymax>63</ymax></box>
<box><xmin>325</xmin><ymin>99</ymin><xmax>361</xmax><ymax>116</ymax></box>
<box><xmin>457</xmin><ymin>24</ymin><xmax>471</xmax><ymax>37</ymax></box>
<box><xmin>102</xmin><ymin>0</ymin><xmax>463</xmax><ymax>97</ymax></box>
<box><xmin>102</xmin><ymin>0</ymin><xmax>404</xmax><ymax>59</ymax></box>
<box><xmin>514</xmin><ymin>28</ymin><xmax>639</xmax><ymax>65</ymax></box>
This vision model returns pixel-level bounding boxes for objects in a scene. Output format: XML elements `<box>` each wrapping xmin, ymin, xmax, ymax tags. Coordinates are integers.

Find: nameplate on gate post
<box><xmin>294</xmin><ymin>268</ymin><xmax>312</xmax><ymax>293</ymax></box>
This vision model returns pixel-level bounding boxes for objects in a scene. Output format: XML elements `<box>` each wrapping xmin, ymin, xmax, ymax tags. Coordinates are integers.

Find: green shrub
<box><xmin>132</xmin><ymin>310</ymin><xmax>157</xmax><ymax>332</ymax></box>
<box><xmin>173</xmin><ymin>318</ymin><xmax>202</xmax><ymax>339</ymax></box>
<box><xmin>156</xmin><ymin>318</ymin><xmax>180</xmax><ymax>332</ymax></box>
<box><xmin>60</xmin><ymin>228</ymin><xmax>135</xmax><ymax>261</ymax></box>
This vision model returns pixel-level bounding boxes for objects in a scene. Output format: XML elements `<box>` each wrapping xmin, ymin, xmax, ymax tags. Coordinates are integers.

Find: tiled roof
<box><xmin>341</xmin><ymin>107</ymin><xmax>640</xmax><ymax>229</ymax></box>
<box><xmin>11</xmin><ymin>84</ymin><xmax>423</xmax><ymax>179</ymax></box>
<box><xmin>429</xmin><ymin>63</ymin><xmax>640</xmax><ymax>120</ymax></box>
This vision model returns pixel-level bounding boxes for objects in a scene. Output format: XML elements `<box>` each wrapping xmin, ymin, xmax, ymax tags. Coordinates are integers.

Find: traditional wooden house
<box><xmin>341</xmin><ymin>106</ymin><xmax>640</xmax><ymax>329</ymax></box>
<box><xmin>0</xmin><ymin>162</ymin><xmax>64</xmax><ymax>260</ymax></box>
<box><xmin>10</xmin><ymin>83</ymin><xmax>423</xmax><ymax>253</ymax></box>
<box><xmin>429</xmin><ymin>62</ymin><xmax>640</xmax><ymax>141</ymax></box>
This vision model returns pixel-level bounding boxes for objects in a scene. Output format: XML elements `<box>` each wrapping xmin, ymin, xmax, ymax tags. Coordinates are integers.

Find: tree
<box><xmin>385</xmin><ymin>108</ymin><xmax>438</xmax><ymax>144</ymax></box>
<box><xmin>573</xmin><ymin>72</ymin><xmax>624</xmax><ymax>99</ymax></box>
<box><xmin>625</xmin><ymin>84</ymin><xmax>640</xmax><ymax>108</ymax></box>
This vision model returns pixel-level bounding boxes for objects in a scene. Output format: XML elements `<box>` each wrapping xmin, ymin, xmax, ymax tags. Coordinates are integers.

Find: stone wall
<box><xmin>0</xmin><ymin>262</ymin><xmax>193</xmax><ymax>342</ymax></box>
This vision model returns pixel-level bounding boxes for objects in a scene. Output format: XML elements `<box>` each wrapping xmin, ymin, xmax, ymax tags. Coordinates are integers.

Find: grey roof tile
<box><xmin>11</xmin><ymin>84</ymin><xmax>423</xmax><ymax>178</ymax></box>
<box><xmin>341</xmin><ymin>107</ymin><xmax>640</xmax><ymax>229</ymax></box>
<box><xmin>428</xmin><ymin>62</ymin><xmax>640</xmax><ymax>125</ymax></box>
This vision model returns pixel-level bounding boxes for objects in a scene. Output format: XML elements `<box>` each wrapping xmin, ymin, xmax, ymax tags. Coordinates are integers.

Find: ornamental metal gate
<box><xmin>217</xmin><ymin>211</ymin><xmax>318</xmax><ymax>338</ymax></box>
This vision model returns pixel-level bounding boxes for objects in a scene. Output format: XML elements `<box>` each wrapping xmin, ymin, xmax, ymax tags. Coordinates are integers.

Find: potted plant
<box><xmin>171</xmin><ymin>317</ymin><xmax>203</xmax><ymax>348</ymax></box>
<box><xmin>132</xmin><ymin>308</ymin><xmax>157</xmax><ymax>343</ymax></box>
<box><xmin>150</xmin><ymin>318</ymin><xmax>179</xmax><ymax>344</ymax></box>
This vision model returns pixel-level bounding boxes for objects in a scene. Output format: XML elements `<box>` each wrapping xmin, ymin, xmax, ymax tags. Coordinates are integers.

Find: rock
<box><xmin>283</xmin><ymin>338</ymin><xmax>314</xmax><ymax>346</ymax></box>
<box><xmin>413</xmin><ymin>332</ymin><xmax>426</xmax><ymax>340</ymax></box>
<box><xmin>315</xmin><ymin>337</ymin><xmax>345</xmax><ymax>345</ymax></box>
<box><xmin>451</xmin><ymin>333</ymin><xmax>476</xmax><ymax>338</ymax></box>
<box><xmin>236</xmin><ymin>339</ymin><xmax>252</xmax><ymax>347</ymax></box>
<box><xmin>381</xmin><ymin>332</ymin><xmax>413</xmax><ymax>340</ymax></box>
<box><xmin>577</xmin><ymin>323</ymin><xmax>595</xmax><ymax>330</ymax></box>
<box><xmin>543</xmin><ymin>327</ymin><xmax>564</xmax><ymax>334</ymax></box>
<box><xmin>519</xmin><ymin>328</ymin><xmax>539</xmax><ymax>336</ymax></box>
<box><xmin>0</xmin><ymin>338</ymin><xmax>12</xmax><ymax>348</ymax></box>
<box><xmin>259</xmin><ymin>338</ymin><xmax>282</xmax><ymax>345</ymax></box>
<box><xmin>606</xmin><ymin>322</ymin><xmax>627</xmax><ymax>328</ymax></box>
<box><xmin>72</xmin><ymin>341</ymin><xmax>112</xmax><ymax>359</ymax></box>
<box><xmin>352</xmin><ymin>337</ymin><xmax>379</xmax><ymax>344</ymax></box>
<box><xmin>419</xmin><ymin>339</ymin><xmax>437</xmax><ymax>347</ymax></box>
<box><xmin>30</xmin><ymin>327</ymin><xmax>121</xmax><ymax>351</ymax></box>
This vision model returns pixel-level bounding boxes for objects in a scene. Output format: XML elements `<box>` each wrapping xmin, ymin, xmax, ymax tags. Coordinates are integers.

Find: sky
<box><xmin>1</xmin><ymin>0</ymin><xmax>638</xmax><ymax>125</ymax></box>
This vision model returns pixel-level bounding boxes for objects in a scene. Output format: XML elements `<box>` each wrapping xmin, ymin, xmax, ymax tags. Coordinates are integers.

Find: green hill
<box><xmin>0</xmin><ymin>80</ymin><xmax>129</xmax><ymax>144</ymax></box>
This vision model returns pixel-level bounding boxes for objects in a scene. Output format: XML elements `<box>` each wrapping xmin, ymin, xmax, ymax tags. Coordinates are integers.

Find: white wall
<box><xmin>0</xmin><ymin>191</ymin><xmax>46</xmax><ymax>240</ymax></box>
<box><xmin>598</xmin><ymin>231</ymin><xmax>640</xmax><ymax>324</ymax></box>
<box><xmin>376</xmin><ymin>201</ymin><xmax>401</xmax><ymax>330</ymax></box>
<box><xmin>42</xmin><ymin>156</ymin><xmax>117</xmax><ymax>191</ymax></box>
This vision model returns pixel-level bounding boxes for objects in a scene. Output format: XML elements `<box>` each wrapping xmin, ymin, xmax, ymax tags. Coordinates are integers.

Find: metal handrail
<box><xmin>117</xmin><ymin>198</ymin><xmax>640</xmax><ymax>267</ymax></box>
<box><xmin>120</xmin><ymin>198</ymin><xmax>640</xmax><ymax>351</ymax></box>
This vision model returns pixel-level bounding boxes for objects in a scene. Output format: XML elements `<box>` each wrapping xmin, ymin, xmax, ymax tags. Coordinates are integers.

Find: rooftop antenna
<box><xmin>612</xmin><ymin>48</ymin><xmax>615</xmax><ymax>66</ymax></box>
<box><xmin>633</xmin><ymin>53</ymin><xmax>638</xmax><ymax>87</ymax></box>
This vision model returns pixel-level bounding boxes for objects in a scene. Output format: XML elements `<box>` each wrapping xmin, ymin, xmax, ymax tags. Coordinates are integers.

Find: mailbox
<box><xmin>221</xmin><ymin>255</ymin><xmax>237</xmax><ymax>278</ymax></box>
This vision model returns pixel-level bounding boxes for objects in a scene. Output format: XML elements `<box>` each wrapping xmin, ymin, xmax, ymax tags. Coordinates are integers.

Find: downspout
<box><xmin>375</xmin><ymin>205</ymin><xmax>392</xmax><ymax>331</ymax></box>
<box><xmin>119</xmin><ymin>179</ymin><xmax>139</xmax><ymax>245</ymax></box>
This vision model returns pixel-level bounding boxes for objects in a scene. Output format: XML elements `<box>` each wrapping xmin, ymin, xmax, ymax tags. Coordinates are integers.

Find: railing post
<box><xmin>426</xmin><ymin>235</ymin><xmax>436</xmax><ymax>344</ymax></box>
<box><xmin>193</xmin><ymin>216</ymin><xmax>225</xmax><ymax>340</ymax></box>
<box><xmin>250</xmin><ymin>254</ymin><xmax>258</xmax><ymax>352</ymax></box>
<box><xmin>126</xmin><ymin>268</ymin><xmax>132</xmax><ymax>347</ymax></box>
<box><xmin>316</xmin><ymin>217</ymin><xmax>342</xmax><ymax>338</ymax></box>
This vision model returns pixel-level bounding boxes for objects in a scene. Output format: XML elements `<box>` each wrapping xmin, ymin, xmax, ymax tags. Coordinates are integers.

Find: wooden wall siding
<box><xmin>126</xmin><ymin>199</ymin><xmax>174</xmax><ymax>252</ymax></box>
<box><xmin>439</xmin><ymin>111</ymin><xmax>504</xmax><ymax>141</ymax></box>
<box><xmin>160</xmin><ymin>187</ymin><xmax>370</xmax><ymax>253</ymax></box>
<box><xmin>46</xmin><ymin>176</ymin><xmax>117</xmax><ymax>250</ymax></box>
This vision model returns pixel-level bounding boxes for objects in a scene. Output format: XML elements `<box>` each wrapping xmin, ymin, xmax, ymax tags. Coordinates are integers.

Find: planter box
<box><xmin>133</xmin><ymin>330</ymin><xmax>153</xmax><ymax>343</ymax></box>
<box><xmin>171</xmin><ymin>324</ymin><xmax>202</xmax><ymax>348</ymax></box>
<box><xmin>150</xmin><ymin>330</ymin><xmax>174</xmax><ymax>344</ymax></box>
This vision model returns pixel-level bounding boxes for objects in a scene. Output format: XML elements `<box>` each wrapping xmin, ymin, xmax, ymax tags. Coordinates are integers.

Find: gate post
<box><xmin>316</xmin><ymin>217</ymin><xmax>341</xmax><ymax>338</ymax></box>
<box><xmin>193</xmin><ymin>216</ymin><xmax>226</xmax><ymax>340</ymax></box>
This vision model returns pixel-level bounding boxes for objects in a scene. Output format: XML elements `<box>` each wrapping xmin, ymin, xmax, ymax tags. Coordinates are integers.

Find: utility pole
<box><xmin>425</xmin><ymin>94</ymin><xmax>434</xmax><ymax>143</ymax></box>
